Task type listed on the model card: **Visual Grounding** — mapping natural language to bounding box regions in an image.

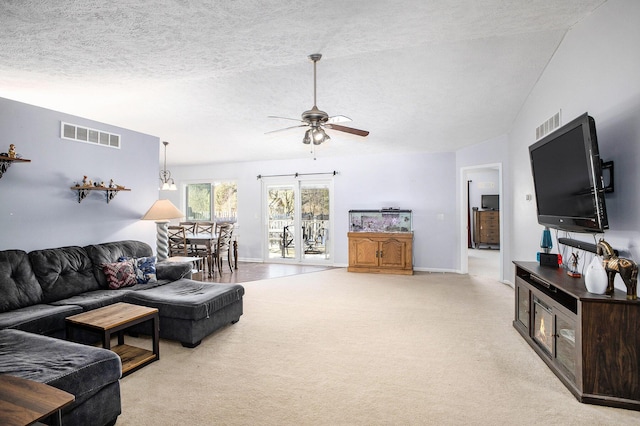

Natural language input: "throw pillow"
[134,256,157,284]
[102,260,137,289]
[117,256,158,284]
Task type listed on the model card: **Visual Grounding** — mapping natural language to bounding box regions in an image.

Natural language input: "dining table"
[186,232,217,277]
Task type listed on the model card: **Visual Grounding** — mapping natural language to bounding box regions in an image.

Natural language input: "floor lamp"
[142,199,184,261]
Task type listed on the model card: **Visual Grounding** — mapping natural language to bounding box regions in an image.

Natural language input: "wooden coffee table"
[66,302,159,376]
[0,374,74,426]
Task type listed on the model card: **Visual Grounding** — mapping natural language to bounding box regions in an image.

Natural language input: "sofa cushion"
[50,289,132,311]
[0,328,121,408]
[28,246,100,303]
[85,241,153,288]
[0,303,82,335]
[0,249,43,312]
[155,261,192,282]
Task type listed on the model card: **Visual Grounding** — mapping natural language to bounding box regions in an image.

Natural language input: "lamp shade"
[141,199,184,221]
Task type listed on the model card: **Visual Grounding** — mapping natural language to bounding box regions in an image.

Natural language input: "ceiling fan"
[267,53,369,145]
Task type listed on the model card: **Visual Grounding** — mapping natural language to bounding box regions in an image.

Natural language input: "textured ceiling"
[0,0,606,165]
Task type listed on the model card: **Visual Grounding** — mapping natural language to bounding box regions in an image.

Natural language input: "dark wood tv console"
[513,261,640,410]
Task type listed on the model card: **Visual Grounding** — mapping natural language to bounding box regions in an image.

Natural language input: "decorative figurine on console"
[567,252,582,278]
[7,144,16,158]
[596,239,638,300]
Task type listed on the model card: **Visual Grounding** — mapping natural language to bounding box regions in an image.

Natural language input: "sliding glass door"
[264,179,332,264]
[266,184,296,260]
[300,183,330,262]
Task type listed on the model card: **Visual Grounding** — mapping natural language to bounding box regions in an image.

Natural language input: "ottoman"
[124,279,244,347]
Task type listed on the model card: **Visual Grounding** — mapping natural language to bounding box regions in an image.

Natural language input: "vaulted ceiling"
[0,0,606,165]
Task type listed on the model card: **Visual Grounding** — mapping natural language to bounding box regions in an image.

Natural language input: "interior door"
[263,179,333,264]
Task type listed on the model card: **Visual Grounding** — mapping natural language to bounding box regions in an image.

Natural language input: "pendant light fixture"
[160,141,177,191]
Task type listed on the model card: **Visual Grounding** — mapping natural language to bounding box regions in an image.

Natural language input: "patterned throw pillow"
[134,256,157,284]
[102,260,137,289]
[117,256,158,284]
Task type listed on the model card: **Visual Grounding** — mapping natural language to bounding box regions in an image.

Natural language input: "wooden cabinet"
[348,232,413,275]
[474,209,499,248]
[513,261,640,411]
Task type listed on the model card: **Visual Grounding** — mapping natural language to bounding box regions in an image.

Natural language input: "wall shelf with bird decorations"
[0,144,31,180]
[71,177,130,203]
[0,155,31,179]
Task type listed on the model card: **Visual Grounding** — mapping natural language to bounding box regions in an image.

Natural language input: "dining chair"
[213,223,234,273]
[188,222,214,276]
[179,221,197,234]
[195,221,214,234]
[168,226,188,257]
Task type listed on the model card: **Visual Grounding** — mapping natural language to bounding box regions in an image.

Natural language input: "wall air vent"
[535,111,561,140]
[61,122,121,149]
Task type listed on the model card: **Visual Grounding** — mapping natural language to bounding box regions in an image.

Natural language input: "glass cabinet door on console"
[515,281,530,332]
[533,296,553,355]
[531,295,577,385]
[555,310,577,383]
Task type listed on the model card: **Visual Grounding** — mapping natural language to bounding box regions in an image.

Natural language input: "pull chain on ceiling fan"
[267,53,369,146]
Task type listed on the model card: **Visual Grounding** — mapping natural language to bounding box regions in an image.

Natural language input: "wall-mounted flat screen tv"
[529,112,608,233]
[481,194,499,210]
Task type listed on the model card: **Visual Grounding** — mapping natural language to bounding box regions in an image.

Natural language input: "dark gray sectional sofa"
[0,240,244,426]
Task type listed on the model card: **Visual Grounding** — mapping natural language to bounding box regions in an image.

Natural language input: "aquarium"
[349,209,412,232]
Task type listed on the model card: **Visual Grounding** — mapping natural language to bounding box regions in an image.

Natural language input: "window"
[213,181,237,221]
[185,181,237,222]
[186,183,212,221]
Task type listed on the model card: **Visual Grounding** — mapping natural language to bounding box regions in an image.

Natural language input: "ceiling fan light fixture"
[312,127,328,145]
[268,53,369,147]
[302,129,312,144]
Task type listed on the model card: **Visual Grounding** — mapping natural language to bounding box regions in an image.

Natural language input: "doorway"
[460,164,503,281]
[263,178,333,265]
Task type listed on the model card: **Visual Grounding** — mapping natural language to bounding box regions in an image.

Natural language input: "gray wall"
[0,97,159,251]
[508,0,640,289]
[168,151,458,271]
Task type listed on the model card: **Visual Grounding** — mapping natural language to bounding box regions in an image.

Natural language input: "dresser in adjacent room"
[473,209,499,248]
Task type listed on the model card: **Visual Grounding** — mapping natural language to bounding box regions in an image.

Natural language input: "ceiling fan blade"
[327,115,352,124]
[265,124,308,135]
[326,124,369,137]
[268,115,303,122]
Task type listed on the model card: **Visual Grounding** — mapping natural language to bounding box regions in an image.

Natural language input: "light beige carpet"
[117,269,640,425]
